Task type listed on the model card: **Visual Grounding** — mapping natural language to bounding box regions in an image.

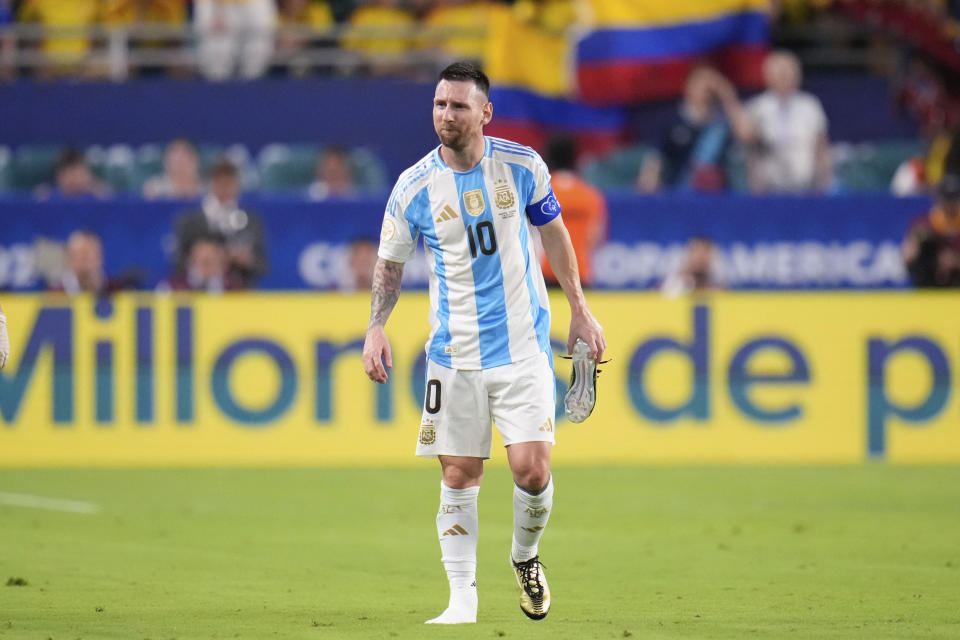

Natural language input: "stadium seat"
[197,143,226,174]
[131,144,165,192]
[8,144,62,192]
[257,143,322,193]
[349,147,387,192]
[582,145,653,191]
[833,140,925,193]
[86,144,136,194]
[0,146,10,192]
[221,143,258,190]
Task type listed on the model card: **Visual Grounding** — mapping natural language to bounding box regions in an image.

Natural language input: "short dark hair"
[56,148,87,172]
[209,156,238,179]
[939,172,960,200]
[439,61,490,99]
[546,135,576,172]
[321,145,349,160]
[192,232,226,247]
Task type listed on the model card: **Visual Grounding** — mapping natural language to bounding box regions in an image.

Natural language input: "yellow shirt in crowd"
[18,0,100,62]
[101,0,186,26]
[341,3,415,56]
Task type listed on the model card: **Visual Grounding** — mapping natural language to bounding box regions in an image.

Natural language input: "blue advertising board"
[0,193,929,291]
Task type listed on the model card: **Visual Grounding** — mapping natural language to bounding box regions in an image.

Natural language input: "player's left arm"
[538,218,605,360]
[0,301,9,370]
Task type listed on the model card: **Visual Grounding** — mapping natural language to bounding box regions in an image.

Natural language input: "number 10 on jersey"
[466,221,497,258]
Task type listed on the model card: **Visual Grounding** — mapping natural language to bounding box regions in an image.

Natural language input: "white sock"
[425,583,478,624]
[511,476,554,563]
[426,483,479,624]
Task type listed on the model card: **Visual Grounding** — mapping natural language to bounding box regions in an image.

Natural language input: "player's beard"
[437,126,466,151]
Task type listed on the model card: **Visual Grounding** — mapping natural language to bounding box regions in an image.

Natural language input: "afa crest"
[495,185,515,210]
[419,425,436,445]
[463,189,485,217]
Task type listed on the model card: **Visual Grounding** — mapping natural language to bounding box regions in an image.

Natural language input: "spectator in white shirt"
[195,0,276,80]
[744,50,833,193]
[143,138,203,200]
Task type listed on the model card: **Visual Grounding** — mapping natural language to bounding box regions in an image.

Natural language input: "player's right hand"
[0,313,9,370]
[362,325,392,384]
[568,307,606,362]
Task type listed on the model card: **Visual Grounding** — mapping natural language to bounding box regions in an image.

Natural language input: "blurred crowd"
[3,0,960,292]
[0,1,957,80]
[1,0,958,200]
[14,141,381,295]
[636,51,831,195]
[37,155,378,296]
[0,0,512,80]
[587,47,960,200]
[4,44,957,200]
[34,152,270,295]
[6,139,384,200]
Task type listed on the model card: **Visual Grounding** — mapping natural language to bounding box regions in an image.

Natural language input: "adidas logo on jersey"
[435,204,459,223]
[538,418,554,432]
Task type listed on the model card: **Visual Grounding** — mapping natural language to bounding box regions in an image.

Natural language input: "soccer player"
[362,61,605,624]
[0,301,9,370]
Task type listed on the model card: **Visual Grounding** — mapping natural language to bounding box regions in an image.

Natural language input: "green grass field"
[1,466,959,639]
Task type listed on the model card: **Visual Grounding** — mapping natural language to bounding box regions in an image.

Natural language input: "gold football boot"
[511,555,550,620]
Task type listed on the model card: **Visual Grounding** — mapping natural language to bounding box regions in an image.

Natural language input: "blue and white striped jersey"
[378,136,562,370]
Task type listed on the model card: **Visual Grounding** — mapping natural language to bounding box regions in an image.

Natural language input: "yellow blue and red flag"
[576,0,770,104]
[484,1,630,155]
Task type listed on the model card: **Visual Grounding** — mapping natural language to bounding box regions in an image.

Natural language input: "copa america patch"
[540,194,560,216]
[380,217,397,242]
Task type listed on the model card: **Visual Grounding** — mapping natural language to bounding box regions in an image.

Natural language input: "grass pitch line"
[0,491,100,514]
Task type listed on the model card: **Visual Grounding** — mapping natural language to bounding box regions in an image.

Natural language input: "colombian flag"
[576,0,770,105]
[484,1,769,154]
[484,2,629,156]
[485,87,631,157]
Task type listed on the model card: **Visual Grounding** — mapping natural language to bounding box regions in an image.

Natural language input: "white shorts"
[416,351,557,459]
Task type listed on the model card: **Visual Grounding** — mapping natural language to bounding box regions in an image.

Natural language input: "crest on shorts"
[419,424,436,445]
[463,189,485,217]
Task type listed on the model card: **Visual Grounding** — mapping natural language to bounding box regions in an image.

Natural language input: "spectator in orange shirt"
[540,135,608,288]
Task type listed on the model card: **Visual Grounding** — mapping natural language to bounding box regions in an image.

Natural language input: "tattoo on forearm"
[369,259,404,329]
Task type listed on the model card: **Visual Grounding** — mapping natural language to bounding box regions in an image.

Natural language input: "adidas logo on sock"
[442,524,469,536]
